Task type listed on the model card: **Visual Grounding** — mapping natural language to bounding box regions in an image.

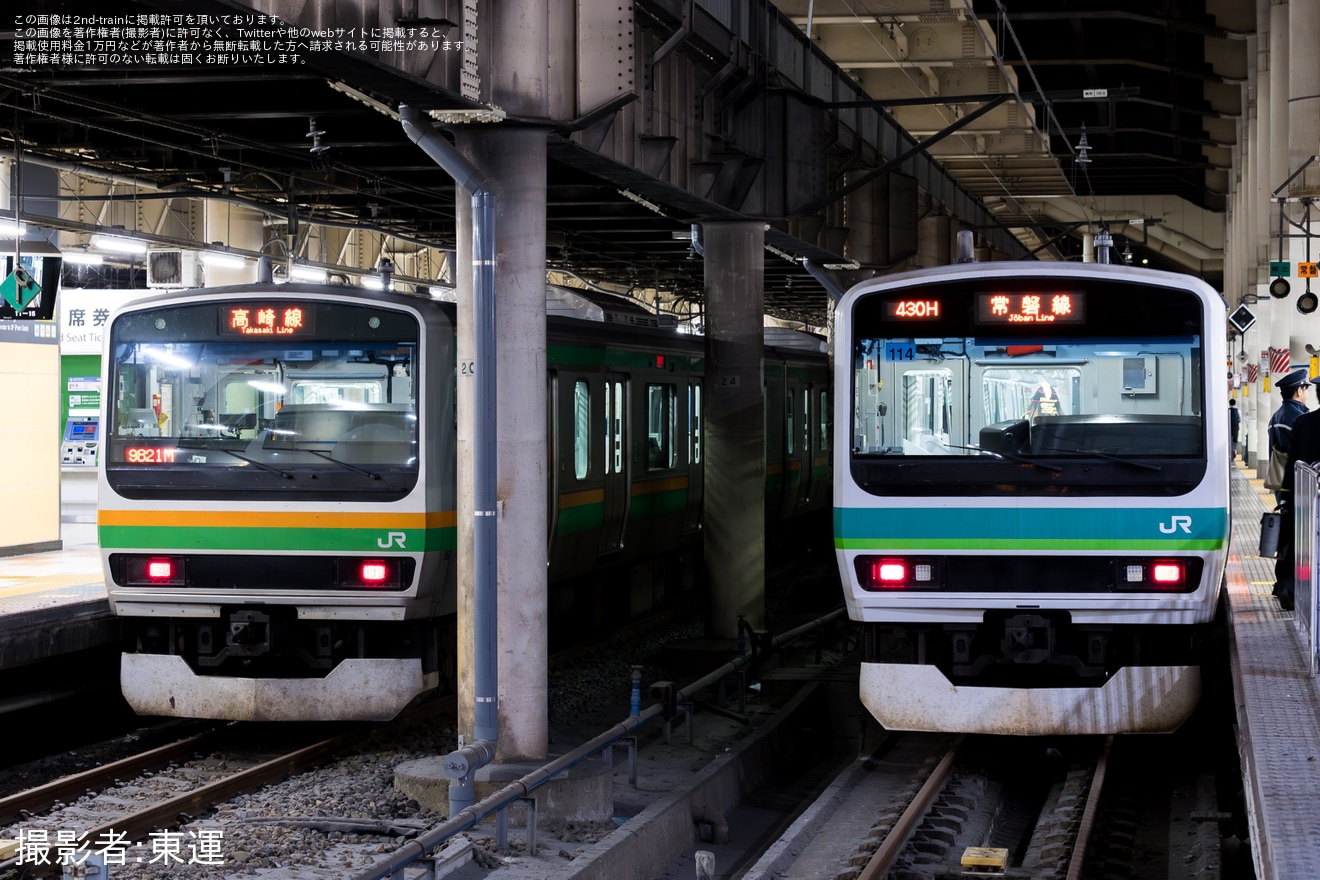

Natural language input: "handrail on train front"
[1293,462,1320,674]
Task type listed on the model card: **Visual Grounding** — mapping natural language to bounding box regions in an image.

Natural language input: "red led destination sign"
[220,305,312,336]
[884,299,942,319]
[124,446,177,464]
[976,292,1084,324]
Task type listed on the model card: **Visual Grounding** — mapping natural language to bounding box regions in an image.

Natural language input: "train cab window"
[102,298,424,502]
[689,383,702,465]
[573,380,590,479]
[646,383,676,470]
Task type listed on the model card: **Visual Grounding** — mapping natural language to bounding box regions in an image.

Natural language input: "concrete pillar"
[454,130,550,764]
[702,221,766,638]
[454,1,551,765]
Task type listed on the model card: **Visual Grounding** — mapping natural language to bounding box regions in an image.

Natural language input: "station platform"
[1227,460,1320,879]
[0,522,117,674]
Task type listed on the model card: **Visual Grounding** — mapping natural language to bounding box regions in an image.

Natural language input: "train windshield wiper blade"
[945,443,1063,473]
[177,443,294,479]
[1056,448,1163,471]
[291,447,381,480]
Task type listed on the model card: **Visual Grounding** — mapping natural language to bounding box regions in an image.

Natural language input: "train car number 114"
[885,342,917,361]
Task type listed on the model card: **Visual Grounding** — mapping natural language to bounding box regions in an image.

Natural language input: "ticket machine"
[61,416,99,466]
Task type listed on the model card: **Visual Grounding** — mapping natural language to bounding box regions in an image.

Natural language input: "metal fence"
[1294,463,1320,673]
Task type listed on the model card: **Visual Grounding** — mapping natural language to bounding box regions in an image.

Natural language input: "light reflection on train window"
[573,380,590,480]
[646,383,676,469]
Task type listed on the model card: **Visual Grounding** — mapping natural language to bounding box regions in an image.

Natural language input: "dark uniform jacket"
[1269,398,1309,456]
[1283,408,1320,496]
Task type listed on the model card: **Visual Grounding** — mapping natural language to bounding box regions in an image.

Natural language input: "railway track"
[0,697,455,879]
[743,725,1228,880]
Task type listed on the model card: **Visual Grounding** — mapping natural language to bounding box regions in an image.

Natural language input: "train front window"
[849,277,1207,496]
[105,300,421,500]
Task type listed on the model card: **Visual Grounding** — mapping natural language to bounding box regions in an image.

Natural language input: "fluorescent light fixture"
[63,252,104,265]
[360,275,384,290]
[92,234,147,254]
[0,219,26,237]
[203,251,246,270]
[290,265,328,283]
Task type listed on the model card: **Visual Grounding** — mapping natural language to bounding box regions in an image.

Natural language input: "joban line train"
[833,259,1229,735]
[98,284,830,721]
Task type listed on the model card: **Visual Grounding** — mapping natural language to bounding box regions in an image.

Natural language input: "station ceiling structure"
[1,0,1242,328]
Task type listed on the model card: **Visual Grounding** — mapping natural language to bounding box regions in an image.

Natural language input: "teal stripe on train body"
[834,506,1230,551]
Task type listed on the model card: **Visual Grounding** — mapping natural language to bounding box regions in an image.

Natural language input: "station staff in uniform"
[1273,371,1320,611]
[1269,369,1312,502]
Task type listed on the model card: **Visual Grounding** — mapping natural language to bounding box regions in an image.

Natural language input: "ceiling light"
[202,251,246,270]
[63,252,104,265]
[360,275,384,290]
[290,265,328,283]
[0,219,26,237]
[91,234,147,254]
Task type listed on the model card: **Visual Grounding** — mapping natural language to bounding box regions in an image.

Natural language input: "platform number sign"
[1228,304,1257,334]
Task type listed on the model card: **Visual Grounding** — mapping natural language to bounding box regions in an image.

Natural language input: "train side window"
[689,383,702,465]
[646,383,676,469]
[819,390,829,451]
[605,380,624,475]
[573,380,590,479]
[802,387,810,454]
[786,389,796,454]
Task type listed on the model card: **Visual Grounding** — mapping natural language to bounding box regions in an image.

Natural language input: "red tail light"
[1151,563,1183,584]
[875,561,906,584]
[360,561,389,584]
[123,555,186,586]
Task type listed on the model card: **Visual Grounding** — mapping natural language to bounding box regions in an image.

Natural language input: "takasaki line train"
[98,284,829,721]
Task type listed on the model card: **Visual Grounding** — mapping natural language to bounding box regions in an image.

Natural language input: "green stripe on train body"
[833,506,1229,552]
[98,525,458,552]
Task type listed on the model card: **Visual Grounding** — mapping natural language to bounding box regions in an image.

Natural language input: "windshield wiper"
[290,447,381,480]
[1054,448,1163,471]
[177,443,294,479]
[945,443,1063,473]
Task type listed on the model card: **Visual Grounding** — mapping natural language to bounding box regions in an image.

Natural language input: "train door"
[599,373,629,553]
[682,380,703,533]
[883,356,969,454]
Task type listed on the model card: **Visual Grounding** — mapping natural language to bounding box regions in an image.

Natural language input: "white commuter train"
[833,260,1229,735]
